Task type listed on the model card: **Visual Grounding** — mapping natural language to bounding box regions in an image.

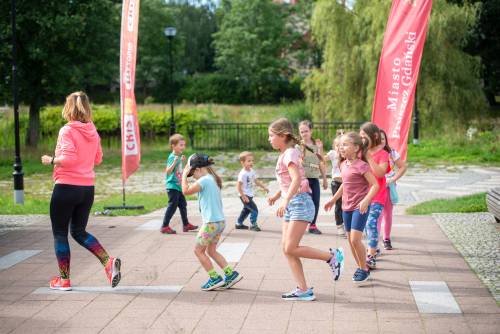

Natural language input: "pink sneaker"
[105,257,121,288]
[49,276,71,291]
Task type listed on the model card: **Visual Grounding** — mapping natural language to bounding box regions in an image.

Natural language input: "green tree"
[213,0,287,102]
[0,0,120,147]
[304,0,489,131]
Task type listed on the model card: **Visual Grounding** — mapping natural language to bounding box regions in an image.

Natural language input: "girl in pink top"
[41,92,121,291]
[325,132,379,284]
[360,122,391,270]
[267,118,344,301]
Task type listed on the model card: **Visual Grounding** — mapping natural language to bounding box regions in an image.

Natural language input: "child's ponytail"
[206,166,223,189]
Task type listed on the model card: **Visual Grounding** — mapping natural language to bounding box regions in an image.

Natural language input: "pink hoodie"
[53,121,103,186]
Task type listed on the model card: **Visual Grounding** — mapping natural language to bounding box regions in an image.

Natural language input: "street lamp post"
[164,26,177,136]
[413,86,419,145]
[11,0,24,204]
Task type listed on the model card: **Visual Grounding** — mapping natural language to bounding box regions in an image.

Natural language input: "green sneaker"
[250,225,261,232]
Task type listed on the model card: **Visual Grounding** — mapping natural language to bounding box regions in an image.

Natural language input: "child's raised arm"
[359,172,380,213]
[181,165,201,196]
[366,152,388,178]
[165,155,180,175]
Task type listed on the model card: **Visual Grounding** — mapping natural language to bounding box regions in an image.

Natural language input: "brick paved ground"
[0,192,499,333]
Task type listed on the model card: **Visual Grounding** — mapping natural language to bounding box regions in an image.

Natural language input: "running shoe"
[160,226,176,234]
[352,268,364,281]
[201,276,225,291]
[366,255,376,270]
[281,287,316,301]
[49,276,71,291]
[308,225,322,234]
[249,225,261,232]
[327,247,344,281]
[221,271,243,289]
[235,224,249,230]
[383,239,393,250]
[183,223,198,232]
[337,225,347,238]
[353,269,370,284]
[105,257,122,288]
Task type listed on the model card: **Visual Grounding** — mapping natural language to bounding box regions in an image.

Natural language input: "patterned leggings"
[50,184,110,279]
[366,202,384,249]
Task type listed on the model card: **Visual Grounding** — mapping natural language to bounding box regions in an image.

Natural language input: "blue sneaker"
[327,247,344,281]
[201,276,225,291]
[221,271,243,289]
[352,268,364,281]
[353,269,370,284]
[281,287,316,301]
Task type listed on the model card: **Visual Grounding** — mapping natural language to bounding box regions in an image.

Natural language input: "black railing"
[188,121,364,150]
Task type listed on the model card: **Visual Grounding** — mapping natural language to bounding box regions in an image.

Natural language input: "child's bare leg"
[350,230,367,270]
[194,245,213,272]
[346,232,360,268]
[207,241,228,270]
[282,221,307,291]
[283,221,332,261]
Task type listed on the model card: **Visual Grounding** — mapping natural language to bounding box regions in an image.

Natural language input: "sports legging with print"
[50,184,109,279]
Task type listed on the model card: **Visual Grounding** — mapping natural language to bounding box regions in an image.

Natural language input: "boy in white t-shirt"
[236,151,269,231]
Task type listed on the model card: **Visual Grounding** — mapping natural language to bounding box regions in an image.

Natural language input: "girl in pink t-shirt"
[267,118,344,301]
[360,122,390,270]
[325,132,379,284]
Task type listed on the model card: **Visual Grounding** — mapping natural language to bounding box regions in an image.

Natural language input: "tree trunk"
[26,101,40,147]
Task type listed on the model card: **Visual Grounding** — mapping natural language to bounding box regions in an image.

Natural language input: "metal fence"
[187,121,363,150]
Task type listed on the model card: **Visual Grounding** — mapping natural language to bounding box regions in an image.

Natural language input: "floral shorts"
[196,221,225,246]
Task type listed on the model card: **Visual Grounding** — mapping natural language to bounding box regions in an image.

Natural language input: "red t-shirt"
[370,149,390,205]
[340,159,370,211]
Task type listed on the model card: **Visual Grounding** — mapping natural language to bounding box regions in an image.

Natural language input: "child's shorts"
[284,192,315,223]
[196,221,225,246]
[342,208,370,232]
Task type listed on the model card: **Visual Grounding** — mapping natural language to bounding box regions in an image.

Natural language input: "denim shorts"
[284,192,315,223]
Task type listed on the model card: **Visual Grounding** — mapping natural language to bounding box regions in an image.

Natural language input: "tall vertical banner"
[371,0,432,160]
[120,0,141,181]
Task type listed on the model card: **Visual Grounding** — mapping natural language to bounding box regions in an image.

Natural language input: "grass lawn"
[0,192,174,216]
[406,192,487,215]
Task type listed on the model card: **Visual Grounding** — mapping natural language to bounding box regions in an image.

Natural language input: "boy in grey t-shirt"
[236,152,269,231]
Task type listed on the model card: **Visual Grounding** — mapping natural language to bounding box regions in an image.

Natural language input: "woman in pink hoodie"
[41,92,121,291]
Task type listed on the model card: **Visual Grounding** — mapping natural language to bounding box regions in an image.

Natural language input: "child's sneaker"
[308,225,322,234]
[105,257,121,288]
[353,269,370,284]
[327,247,344,281]
[221,271,243,289]
[366,255,376,270]
[201,276,225,291]
[337,225,347,238]
[183,223,198,232]
[49,276,71,291]
[352,268,364,281]
[160,226,176,234]
[281,287,315,301]
[235,223,249,230]
[249,225,261,232]
[383,239,393,250]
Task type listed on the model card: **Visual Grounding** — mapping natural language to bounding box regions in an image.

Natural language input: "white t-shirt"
[238,168,257,197]
[327,150,342,179]
[386,149,401,179]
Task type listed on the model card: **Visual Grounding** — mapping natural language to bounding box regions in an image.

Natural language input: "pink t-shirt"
[370,149,390,205]
[275,147,311,197]
[340,159,370,211]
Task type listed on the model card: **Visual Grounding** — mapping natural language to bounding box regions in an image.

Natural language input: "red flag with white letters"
[120,0,141,181]
[371,0,432,160]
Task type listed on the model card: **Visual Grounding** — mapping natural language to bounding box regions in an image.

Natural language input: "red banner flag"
[120,0,141,181]
[371,0,432,160]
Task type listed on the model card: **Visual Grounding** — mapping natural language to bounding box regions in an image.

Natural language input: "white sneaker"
[337,225,347,238]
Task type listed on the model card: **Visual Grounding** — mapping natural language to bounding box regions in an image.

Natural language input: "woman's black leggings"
[50,184,109,279]
[307,178,320,226]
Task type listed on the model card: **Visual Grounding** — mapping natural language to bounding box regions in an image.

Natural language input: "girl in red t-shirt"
[360,122,391,270]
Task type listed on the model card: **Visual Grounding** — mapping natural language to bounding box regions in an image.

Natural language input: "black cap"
[187,153,214,177]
